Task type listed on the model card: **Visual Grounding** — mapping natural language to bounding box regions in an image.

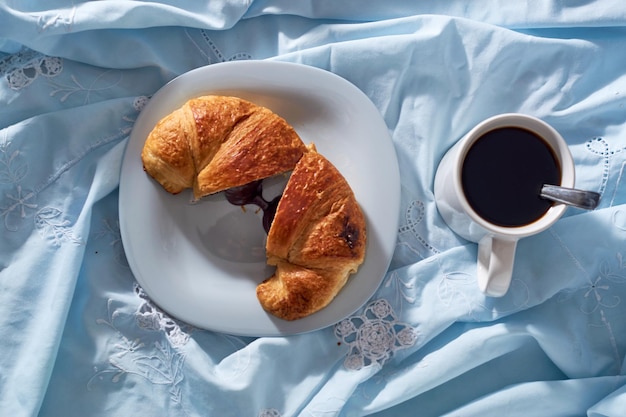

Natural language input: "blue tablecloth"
[2,2,626,416]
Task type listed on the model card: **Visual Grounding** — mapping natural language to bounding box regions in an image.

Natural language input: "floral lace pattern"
[0,135,35,231]
[88,285,193,415]
[556,251,626,374]
[0,93,143,241]
[335,299,418,370]
[34,6,76,33]
[585,136,626,206]
[134,284,193,349]
[35,206,83,246]
[0,49,63,90]
[49,69,124,104]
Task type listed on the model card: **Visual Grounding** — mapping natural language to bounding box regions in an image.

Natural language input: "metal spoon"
[540,184,600,210]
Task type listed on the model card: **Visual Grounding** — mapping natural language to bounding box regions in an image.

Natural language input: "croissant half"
[141,95,308,198]
[258,150,367,320]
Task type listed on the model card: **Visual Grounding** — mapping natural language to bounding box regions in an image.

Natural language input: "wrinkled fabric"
[1,1,626,416]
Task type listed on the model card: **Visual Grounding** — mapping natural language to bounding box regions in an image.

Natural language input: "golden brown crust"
[256,262,352,321]
[258,150,367,320]
[141,95,307,198]
[140,107,196,194]
[196,106,308,196]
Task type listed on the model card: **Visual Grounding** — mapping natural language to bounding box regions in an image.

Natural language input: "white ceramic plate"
[119,61,400,336]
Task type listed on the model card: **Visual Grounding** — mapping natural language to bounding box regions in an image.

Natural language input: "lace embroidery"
[383,270,416,307]
[2,98,141,236]
[585,136,626,202]
[186,29,253,64]
[335,299,417,370]
[0,139,35,231]
[0,139,28,184]
[437,268,475,306]
[397,200,440,258]
[200,30,253,62]
[556,251,626,374]
[89,295,191,415]
[558,252,626,314]
[0,49,63,90]
[133,95,150,112]
[120,96,151,134]
[49,69,123,104]
[34,6,76,33]
[1,184,37,231]
[134,283,193,348]
[34,206,83,246]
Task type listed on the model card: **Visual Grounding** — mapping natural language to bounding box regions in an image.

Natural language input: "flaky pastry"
[141,95,307,198]
[258,149,367,320]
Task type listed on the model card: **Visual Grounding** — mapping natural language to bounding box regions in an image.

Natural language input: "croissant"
[141,95,308,198]
[258,149,367,320]
[141,95,366,321]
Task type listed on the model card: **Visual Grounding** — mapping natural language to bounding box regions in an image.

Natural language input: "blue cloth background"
[2,1,626,416]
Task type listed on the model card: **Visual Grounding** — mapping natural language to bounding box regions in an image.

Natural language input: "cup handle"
[477,236,518,297]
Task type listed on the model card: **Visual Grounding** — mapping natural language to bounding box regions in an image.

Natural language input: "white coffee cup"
[434,113,575,297]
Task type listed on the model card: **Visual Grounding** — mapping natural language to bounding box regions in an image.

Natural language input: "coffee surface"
[461,127,561,227]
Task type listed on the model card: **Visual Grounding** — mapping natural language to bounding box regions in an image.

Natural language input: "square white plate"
[119,61,400,336]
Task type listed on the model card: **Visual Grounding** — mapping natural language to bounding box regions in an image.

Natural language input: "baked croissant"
[258,149,367,320]
[141,95,366,321]
[141,95,308,198]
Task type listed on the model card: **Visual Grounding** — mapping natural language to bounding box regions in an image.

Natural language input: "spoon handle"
[540,184,600,210]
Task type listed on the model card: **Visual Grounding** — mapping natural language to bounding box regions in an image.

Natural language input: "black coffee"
[461,127,561,227]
